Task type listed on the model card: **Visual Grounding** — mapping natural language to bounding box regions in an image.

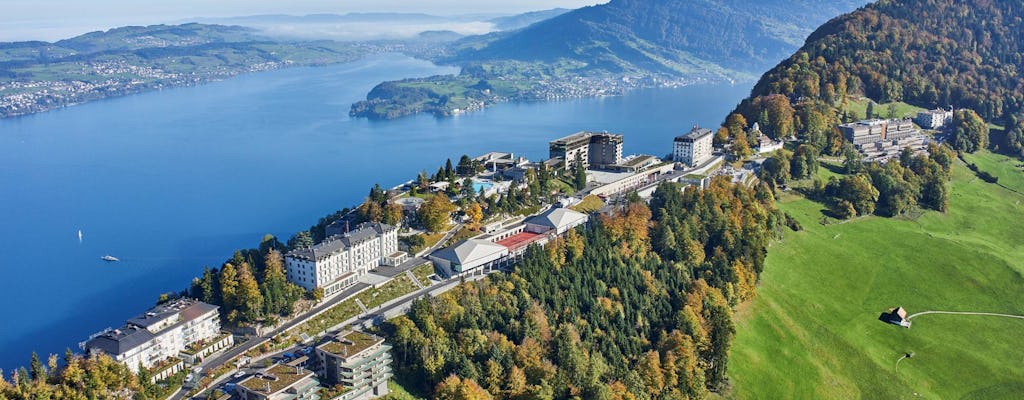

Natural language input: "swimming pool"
[472,182,494,193]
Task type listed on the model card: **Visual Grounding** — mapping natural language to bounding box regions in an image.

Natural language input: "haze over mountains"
[186,10,571,41]
[449,0,869,76]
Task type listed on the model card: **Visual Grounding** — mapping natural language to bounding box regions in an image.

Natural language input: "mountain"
[487,8,571,31]
[731,0,1024,154]
[449,0,869,75]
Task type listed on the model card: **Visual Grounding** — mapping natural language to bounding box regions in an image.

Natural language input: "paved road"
[167,279,378,400]
[171,265,495,399]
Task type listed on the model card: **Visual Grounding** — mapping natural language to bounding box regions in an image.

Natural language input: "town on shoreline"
[70,125,766,399]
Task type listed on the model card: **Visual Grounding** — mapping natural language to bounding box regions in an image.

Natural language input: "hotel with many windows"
[285,222,399,297]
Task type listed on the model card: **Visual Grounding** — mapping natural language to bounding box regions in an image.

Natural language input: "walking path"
[907,311,1024,321]
[405,270,425,289]
[354,298,369,313]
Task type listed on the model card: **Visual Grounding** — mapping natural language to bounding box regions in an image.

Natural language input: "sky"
[1,0,606,42]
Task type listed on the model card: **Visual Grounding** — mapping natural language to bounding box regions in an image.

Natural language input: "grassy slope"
[729,151,1024,399]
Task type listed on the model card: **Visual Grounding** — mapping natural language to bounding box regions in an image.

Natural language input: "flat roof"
[238,364,314,394]
[495,232,544,251]
[319,331,384,358]
[550,131,623,145]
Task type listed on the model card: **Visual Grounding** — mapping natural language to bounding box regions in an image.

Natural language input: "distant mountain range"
[448,0,869,76]
[188,10,571,41]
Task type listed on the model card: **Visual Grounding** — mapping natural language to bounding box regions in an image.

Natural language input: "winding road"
[906,311,1024,321]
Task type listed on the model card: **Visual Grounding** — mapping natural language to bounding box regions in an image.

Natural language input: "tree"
[287,231,314,249]
[29,353,44,383]
[445,159,455,180]
[465,202,484,229]
[950,109,988,153]
[236,263,264,322]
[383,202,404,226]
[865,101,875,119]
[219,263,239,318]
[836,175,879,216]
[434,375,493,400]
[573,152,588,190]
[357,200,384,223]
[732,133,752,158]
[419,195,457,232]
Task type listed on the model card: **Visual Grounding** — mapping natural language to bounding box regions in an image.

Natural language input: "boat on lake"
[101,255,120,262]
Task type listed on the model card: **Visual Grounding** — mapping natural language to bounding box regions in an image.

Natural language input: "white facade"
[674,127,714,166]
[286,223,399,297]
[915,109,953,129]
[84,299,223,373]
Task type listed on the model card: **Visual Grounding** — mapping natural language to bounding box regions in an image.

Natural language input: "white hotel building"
[84,298,230,377]
[285,222,400,297]
[673,126,714,167]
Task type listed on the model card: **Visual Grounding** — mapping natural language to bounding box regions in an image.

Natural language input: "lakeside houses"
[83,298,231,379]
[839,118,929,162]
[285,222,403,298]
[235,364,321,400]
[314,331,393,400]
[549,131,624,169]
[673,126,714,167]
[915,108,954,129]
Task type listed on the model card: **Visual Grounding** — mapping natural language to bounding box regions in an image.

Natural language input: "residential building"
[757,134,784,154]
[839,118,920,147]
[429,239,510,277]
[525,208,590,235]
[84,298,229,375]
[286,222,399,297]
[549,131,624,169]
[236,364,321,400]
[839,118,928,162]
[673,126,714,166]
[315,331,393,400]
[915,108,953,129]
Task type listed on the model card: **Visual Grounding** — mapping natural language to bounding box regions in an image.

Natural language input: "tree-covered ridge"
[734,0,1024,153]
[0,351,170,400]
[384,178,786,399]
[449,0,867,75]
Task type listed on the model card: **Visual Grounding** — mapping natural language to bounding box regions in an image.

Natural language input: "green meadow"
[728,151,1024,399]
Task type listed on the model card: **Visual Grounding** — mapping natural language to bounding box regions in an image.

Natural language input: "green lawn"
[727,151,1024,399]
[571,195,606,213]
[841,97,926,120]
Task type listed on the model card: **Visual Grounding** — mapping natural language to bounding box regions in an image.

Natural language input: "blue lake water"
[0,53,752,370]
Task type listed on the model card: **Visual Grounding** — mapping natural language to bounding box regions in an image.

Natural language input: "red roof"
[496,232,544,251]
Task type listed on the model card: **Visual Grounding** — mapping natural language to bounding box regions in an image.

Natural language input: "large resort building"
[285,222,400,297]
[549,131,624,169]
[84,298,231,378]
[314,331,393,400]
[673,126,714,167]
[839,118,928,162]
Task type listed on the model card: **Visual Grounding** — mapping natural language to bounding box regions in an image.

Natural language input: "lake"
[0,53,752,370]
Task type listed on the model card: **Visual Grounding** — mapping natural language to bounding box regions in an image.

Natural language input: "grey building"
[549,131,624,169]
[315,331,393,400]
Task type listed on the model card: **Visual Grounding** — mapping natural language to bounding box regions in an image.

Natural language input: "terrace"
[237,364,314,395]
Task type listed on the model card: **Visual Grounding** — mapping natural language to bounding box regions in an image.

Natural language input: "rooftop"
[86,298,218,356]
[527,208,588,231]
[237,364,315,395]
[495,232,544,252]
[675,127,713,141]
[550,131,623,146]
[431,239,508,266]
[287,222,395,262]
[319,331,384,359]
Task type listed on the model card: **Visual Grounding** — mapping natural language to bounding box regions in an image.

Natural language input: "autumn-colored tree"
[419,195,457,233]
[357,200,384,223]
[236,263,264,322]
[434,375,493,400]
[465,202,483,229]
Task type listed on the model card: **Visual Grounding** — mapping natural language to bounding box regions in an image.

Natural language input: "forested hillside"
[732,0,1024,155]
[450,0,867,74]
[384,178,787,399]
